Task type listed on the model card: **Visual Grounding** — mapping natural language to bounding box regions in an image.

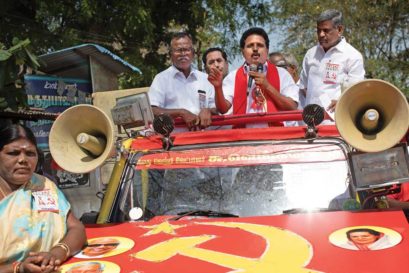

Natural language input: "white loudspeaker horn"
[49,104,115,173]
[335,79,409,152]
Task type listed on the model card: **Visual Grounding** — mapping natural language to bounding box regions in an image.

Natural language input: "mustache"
[177,57,190,61]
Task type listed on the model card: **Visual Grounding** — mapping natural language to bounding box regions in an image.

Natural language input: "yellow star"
[141,222,186,236]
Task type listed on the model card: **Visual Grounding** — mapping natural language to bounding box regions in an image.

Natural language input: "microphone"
[247,64,257,90]
[257,63,263,73]
[254,63,264,97]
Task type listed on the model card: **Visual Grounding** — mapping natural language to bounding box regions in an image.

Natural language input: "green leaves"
[269,0,409,95]
[0,97,7,109]
[24,48,41,69]
[1,1,278,88]
[0,38,40,110]
[0,50,12,62]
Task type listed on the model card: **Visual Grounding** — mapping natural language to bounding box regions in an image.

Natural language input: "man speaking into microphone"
[208,27,299,128]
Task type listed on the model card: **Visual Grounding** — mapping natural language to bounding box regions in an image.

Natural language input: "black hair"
[346,228,381,240]
[202,47,228,66]
[317,9,343,28]
[0,123,38,150]
[239,27,269,49]
[0,123,43,173]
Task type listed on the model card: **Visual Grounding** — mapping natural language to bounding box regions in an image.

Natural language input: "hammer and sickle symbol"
[133,221,323,273]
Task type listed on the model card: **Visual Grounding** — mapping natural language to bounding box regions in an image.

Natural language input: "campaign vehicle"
[49,79,409,273]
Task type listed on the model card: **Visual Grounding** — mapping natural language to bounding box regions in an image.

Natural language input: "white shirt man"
[149,32,216,131]
[149,65,215,118]
[300,37,365,107]
[299,9,365,124]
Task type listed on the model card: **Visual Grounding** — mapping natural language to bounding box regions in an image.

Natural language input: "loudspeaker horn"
[49,104,115,173]
[335,79,409,152]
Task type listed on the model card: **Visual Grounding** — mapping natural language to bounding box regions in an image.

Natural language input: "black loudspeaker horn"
[335,79,409,152]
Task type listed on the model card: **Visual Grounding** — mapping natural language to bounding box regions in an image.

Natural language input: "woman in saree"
[0,123,86,273]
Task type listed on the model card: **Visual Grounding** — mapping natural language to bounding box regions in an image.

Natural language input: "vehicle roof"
[131,118,339,151]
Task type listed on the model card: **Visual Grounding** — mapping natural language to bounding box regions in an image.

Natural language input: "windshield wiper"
[170,210,239,221]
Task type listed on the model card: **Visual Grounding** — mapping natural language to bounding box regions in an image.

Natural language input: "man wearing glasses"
[149,32,216,131]
[269,52,304,126]
[268,52,287,69]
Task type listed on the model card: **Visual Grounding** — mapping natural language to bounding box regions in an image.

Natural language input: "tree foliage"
[0,38,41,110]
[1,0,407,95]
[0,0,273,89]
[268,0,409,94]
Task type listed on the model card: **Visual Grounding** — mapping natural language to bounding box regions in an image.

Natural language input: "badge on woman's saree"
[323,60,340,84]
[32,190,59,212]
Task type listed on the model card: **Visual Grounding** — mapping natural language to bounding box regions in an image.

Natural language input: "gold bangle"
[53,242,71,260]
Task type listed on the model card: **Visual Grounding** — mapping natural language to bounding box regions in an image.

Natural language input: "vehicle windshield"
[118,138,351,221]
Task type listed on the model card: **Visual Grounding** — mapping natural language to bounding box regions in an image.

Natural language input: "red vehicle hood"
[63,210,409,273]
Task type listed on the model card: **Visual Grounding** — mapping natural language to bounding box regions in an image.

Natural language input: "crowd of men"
[148,9,365,130]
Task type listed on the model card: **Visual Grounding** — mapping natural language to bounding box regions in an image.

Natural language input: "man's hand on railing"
[174,110,305,128]
[179,109,199,131]
[197,108,212,129]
